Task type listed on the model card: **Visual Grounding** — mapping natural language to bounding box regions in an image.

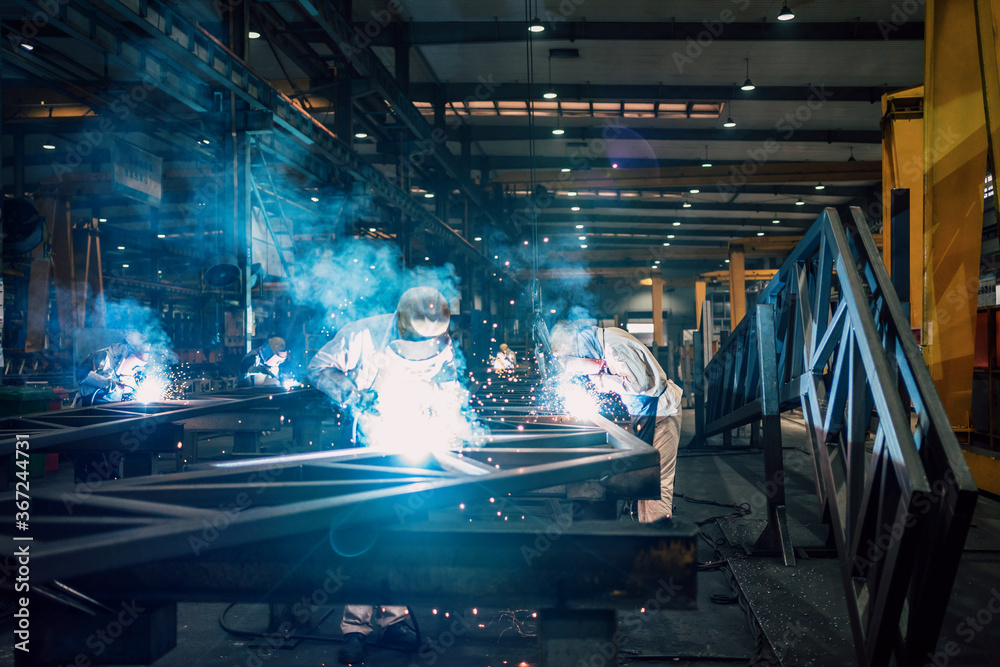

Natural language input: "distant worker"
[493,343,517,372]
[549,320,683,522]
[308,286,459,663]
[239,336,289,387]
[76,331,151,405]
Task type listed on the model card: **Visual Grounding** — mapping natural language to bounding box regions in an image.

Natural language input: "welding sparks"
[133,374,170,403]
[357,381,483,460]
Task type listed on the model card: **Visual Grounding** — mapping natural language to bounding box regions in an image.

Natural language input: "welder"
[238,336,289,387]
[76,331,151,406]
[549,320,683,522]
[493,342,517,372]
[308,286,457,664]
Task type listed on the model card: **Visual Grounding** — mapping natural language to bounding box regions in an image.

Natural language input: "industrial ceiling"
[1,0,920,283]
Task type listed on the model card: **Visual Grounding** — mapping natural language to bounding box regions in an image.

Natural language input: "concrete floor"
[4,409,1000,666]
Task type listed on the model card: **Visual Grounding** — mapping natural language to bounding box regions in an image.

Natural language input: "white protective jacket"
[587,327,683,418]
[307,313,458,405]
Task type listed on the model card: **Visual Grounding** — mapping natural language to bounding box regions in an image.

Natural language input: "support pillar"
[752,303,795,566]
[924,0,989,430]
[881,85,925,332]
[40,197,77,348]
[695,280,706,330]
[728,244,746,330]
[651,273,664,349]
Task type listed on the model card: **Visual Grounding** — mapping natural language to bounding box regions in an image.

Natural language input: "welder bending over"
[238,336,289,387]
[76,331,151,405]
[307,286,458,663]
[549,320,683,522]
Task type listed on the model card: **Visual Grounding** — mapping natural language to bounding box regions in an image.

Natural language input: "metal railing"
[703,207,978,666]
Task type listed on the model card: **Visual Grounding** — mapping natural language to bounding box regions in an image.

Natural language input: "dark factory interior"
[2,1,1000,665]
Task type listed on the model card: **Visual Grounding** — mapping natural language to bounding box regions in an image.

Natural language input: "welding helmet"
[396,287,451,341]
[124,331,151,363]
[499,343,509,352]
[263,337,288,365]
[548,321,603,375]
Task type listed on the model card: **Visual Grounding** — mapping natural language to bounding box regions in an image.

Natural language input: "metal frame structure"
[702,207,978,666]
[1,385,691,600]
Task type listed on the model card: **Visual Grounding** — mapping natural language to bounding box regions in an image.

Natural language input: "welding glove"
[248,365,277,378]
[350,389,380,415]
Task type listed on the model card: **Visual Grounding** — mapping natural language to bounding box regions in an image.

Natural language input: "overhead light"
[552,127,565,135]
[311,196,319,202]
[99,218,107,222]
[354,131,368,139]
[757,232,765,236]
[682,201,692,208]
[122,264,129,268]
[543,88,558,100]
[654,260,661,264]
[42,144,55,150]
[575,224,584,229]
[663,242,671,246]
[529,17,545,32]
[543,237,549,242]
[560,167,571,172]
[20,43,34,51]
[202,138,210,144]
[580,244,588,248]
[778,3,795,20]
[157,234,166,239]
[571,206,581,211]
[248,31,261,39]
[369,227,377,232]
[567,191,577,196]
[672,222,681,226]
[667,234,675,239]
[117,245,125,250]
[690,188,700,194]
[474,236,482,241]
[741,59,756,91]
[578,236,587,241]
[814,182,825,190]
[723,117,736,128]
[701,145,712,168]
[424,192,435,198]
[772,218,780,224]
[795,198,805,206]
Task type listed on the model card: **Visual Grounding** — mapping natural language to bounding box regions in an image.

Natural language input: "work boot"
[381,622,420,652]
[338,632,366,664]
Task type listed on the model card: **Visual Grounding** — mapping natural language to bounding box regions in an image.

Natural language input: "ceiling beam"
[491,161,882,187]
[406,83,894,104]
[341,21,924,45]
[435,126,882,144]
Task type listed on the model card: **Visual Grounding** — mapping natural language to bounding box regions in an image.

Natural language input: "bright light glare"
[358,381,477,461]
[558,381,600,419]
[134,375,169,403]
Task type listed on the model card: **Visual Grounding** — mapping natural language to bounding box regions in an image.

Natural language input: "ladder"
[248,139,296,279]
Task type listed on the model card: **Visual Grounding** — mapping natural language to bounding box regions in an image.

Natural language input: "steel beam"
[702,206,978,665]
[346,20,924,45]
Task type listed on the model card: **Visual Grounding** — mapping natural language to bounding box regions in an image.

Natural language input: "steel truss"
[702,207,978,666]
[1,392,693,609]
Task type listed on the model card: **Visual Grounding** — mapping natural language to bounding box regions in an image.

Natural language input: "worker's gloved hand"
[348,389,379,415]
[249,365,276,378]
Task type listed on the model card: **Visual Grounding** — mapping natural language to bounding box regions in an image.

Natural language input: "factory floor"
[5,409,1000,666]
